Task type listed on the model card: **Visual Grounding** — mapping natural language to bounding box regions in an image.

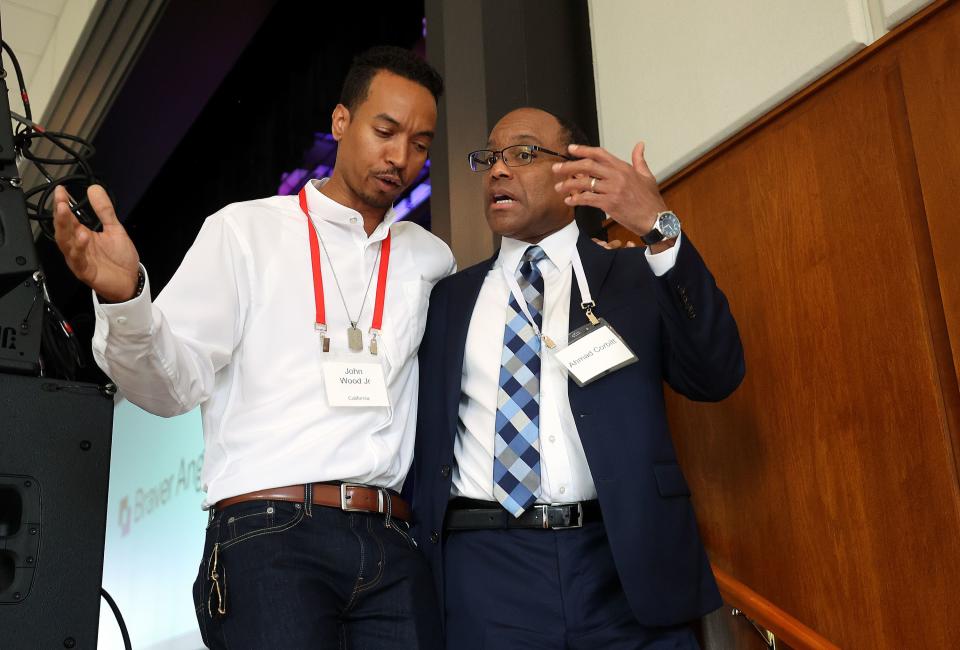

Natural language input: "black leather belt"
[444,498,602,531]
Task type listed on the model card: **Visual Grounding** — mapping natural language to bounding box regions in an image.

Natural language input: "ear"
[331,104,351,141]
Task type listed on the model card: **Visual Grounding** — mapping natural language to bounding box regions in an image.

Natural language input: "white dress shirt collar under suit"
[454,220,681,503]
[92,179,455,507]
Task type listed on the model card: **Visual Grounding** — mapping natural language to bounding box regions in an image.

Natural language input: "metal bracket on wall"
[731,608,778,649]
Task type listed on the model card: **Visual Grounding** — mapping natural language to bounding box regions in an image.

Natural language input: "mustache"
[372,167,403,182]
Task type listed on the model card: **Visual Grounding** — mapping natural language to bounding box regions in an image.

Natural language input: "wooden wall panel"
[607,3,960,647]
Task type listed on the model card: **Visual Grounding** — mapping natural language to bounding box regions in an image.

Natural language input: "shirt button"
[559,486,566,494]
[430,531,440,544]
[116,317,127,325]
[549,435,556,443]
[350,217,358,224]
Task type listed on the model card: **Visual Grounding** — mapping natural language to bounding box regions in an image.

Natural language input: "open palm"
[53,184,141,302]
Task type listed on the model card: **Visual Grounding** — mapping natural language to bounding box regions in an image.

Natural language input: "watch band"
[641,214,666,245]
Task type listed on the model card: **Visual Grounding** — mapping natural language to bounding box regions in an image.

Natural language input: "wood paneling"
[607,2,960,647]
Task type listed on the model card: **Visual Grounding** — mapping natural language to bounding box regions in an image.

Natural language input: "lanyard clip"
[581,301,600,326]
[315,322,330,352]
[369,328,380,356]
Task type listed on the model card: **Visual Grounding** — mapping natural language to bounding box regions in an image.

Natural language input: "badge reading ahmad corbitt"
[553,318,638,387]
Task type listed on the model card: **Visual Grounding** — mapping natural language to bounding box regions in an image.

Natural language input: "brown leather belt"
[214,483,411,522]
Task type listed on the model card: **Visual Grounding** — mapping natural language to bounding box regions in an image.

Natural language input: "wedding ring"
[590,177,598,192]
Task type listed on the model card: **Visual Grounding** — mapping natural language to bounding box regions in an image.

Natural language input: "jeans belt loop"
[304,483,313,517]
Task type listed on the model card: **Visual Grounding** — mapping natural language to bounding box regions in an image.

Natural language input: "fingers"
[590,237,639,250]
[87,184,121,226]
[53,186,79,244]
[563,189,606,209]
[554,173,602,197]
[565,143,618,164]
[552,157,604,181]
[632,142,655,180]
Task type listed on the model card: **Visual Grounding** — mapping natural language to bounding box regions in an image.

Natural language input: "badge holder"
[549,249,638,387]
[319,344,391,408]
[553,301,638,387]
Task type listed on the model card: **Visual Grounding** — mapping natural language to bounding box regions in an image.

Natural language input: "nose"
[489,155,513,179]
[385,138,408,172]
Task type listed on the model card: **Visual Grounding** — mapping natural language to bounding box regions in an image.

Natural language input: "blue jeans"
[192,498,441,649]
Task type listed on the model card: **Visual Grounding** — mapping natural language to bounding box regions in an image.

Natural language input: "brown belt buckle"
[340,483,383,513]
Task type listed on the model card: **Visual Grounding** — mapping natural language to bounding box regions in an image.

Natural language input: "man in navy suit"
[410,107,744,649]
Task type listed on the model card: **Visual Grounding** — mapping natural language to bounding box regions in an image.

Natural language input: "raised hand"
[53,184,141,302]
[552,142,671,248]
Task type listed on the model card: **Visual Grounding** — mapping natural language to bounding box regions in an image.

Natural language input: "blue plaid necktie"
[494,245,547,516]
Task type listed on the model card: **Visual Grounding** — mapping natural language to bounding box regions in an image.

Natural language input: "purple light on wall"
[278,168,309,195]
[392,179,432,220]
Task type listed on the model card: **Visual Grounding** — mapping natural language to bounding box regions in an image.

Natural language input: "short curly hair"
[340,45,444,110]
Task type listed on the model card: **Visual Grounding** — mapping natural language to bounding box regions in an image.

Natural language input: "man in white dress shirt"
[410,108,744,648]
[53,46,454,649]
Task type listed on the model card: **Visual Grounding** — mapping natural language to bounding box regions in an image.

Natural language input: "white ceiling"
[0,0,68,86]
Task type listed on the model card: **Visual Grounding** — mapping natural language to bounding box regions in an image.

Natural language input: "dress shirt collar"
[497,219,581,275]
[302,177,398,242]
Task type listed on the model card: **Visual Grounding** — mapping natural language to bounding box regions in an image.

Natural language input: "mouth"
[489,189,519,208]
[373,173,403,192]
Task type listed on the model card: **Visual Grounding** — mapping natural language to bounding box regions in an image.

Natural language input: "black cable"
[10,107,104,238]
[2,39,104,380]
[100,588,133,650]
[1,39,31,121]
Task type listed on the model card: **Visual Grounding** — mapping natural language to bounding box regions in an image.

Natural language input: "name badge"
[553,318,638,386]
[323,361,390,407]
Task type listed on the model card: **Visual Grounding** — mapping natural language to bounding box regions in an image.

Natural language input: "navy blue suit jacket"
[409,231,745,626]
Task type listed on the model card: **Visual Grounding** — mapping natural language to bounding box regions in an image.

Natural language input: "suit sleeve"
[407,278,450,508]
[650,236,745,401]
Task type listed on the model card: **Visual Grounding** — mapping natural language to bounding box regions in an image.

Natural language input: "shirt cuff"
[93,264,154,334]
[644,232,682,277]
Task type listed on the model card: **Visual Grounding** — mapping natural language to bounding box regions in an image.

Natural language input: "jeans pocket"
[191,562,210,647]
[219,500,304,551]
[388,520,418,550]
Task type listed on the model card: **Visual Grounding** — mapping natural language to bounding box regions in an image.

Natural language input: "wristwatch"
[641,211,681,245]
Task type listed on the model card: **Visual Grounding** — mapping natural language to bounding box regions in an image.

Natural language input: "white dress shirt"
[93,179,456,507]
[453,220,681,503]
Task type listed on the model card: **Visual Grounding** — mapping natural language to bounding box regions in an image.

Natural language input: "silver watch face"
[657,211,681,239]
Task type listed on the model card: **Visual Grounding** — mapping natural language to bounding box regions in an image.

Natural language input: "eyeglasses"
[468,144,573,172]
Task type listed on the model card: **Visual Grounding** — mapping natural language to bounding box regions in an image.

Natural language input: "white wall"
[588,0,932,181]
[1,0,102,122]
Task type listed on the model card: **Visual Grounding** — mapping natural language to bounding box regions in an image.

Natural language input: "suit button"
[430,531,440,544]
[440,465,451,478]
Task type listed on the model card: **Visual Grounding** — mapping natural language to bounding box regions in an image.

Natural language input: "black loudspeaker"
[0,274,43,376]
[0,373,114,649]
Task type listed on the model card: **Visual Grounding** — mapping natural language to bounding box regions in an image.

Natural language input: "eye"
[375,128,392,138]
[413,142,428,153]
[513,147,534,162]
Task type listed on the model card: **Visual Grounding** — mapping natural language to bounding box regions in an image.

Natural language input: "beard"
[356,185,395,210]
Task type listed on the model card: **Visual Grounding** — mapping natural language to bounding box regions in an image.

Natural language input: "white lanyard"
[501,246,599,346]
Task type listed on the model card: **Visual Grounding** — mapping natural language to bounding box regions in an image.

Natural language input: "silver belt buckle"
[546,502,584,529]
[340,483,370,512]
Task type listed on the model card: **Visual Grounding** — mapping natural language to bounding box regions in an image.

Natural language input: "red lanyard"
[299,187,391,334]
